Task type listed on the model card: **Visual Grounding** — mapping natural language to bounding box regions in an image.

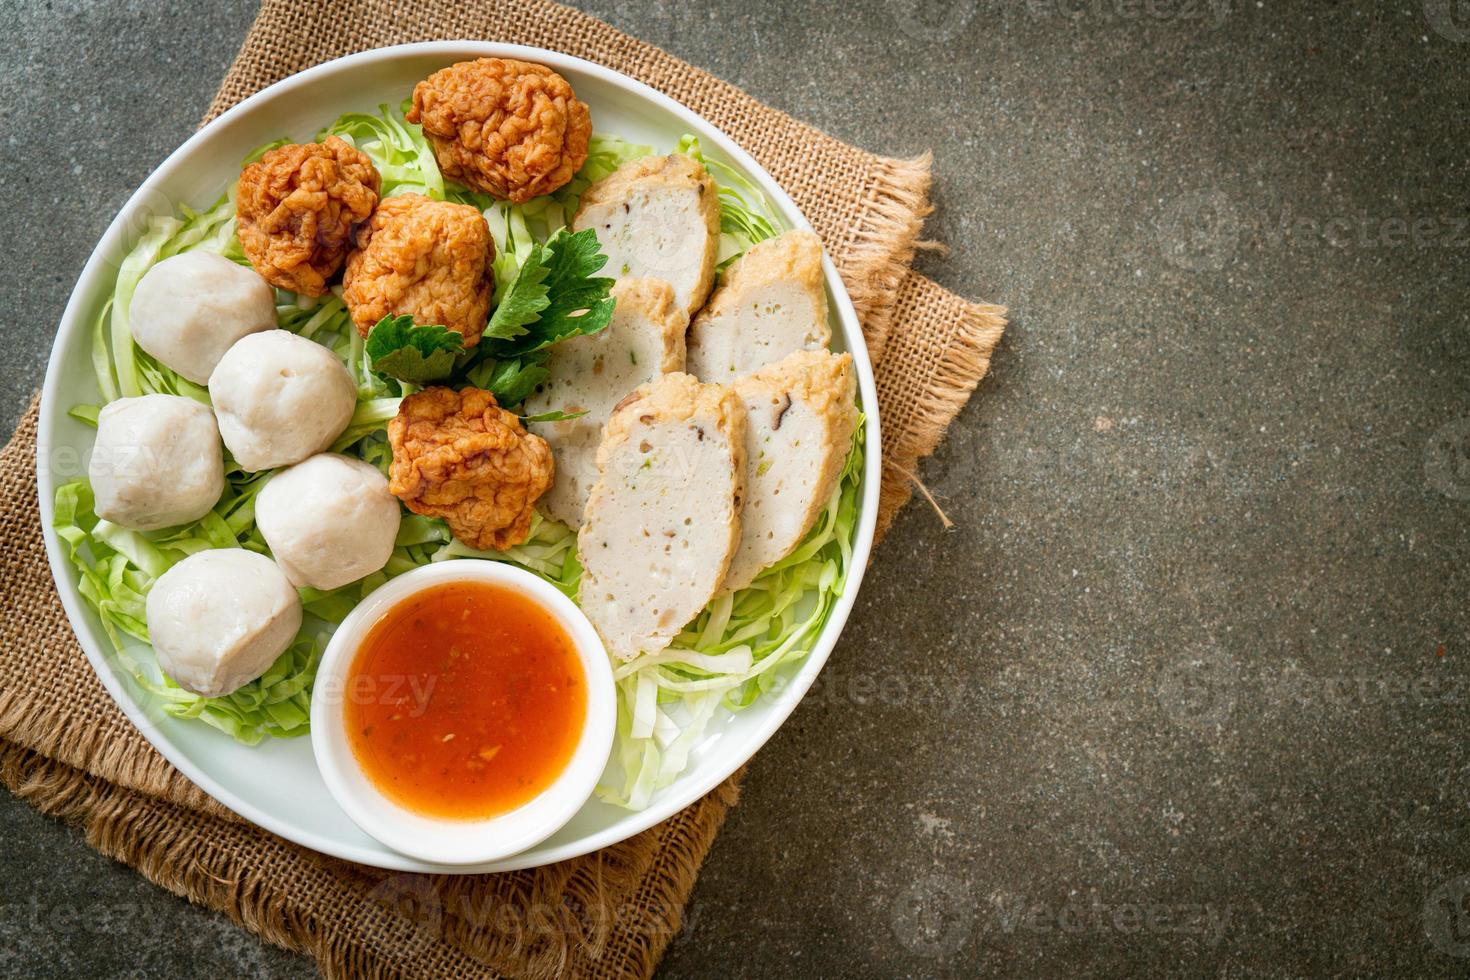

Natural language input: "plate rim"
[35,39,882,873]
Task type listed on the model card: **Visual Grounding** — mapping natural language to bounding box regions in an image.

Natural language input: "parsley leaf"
[484,247,553,342]
[483,228,615,357]
[360,230,615,406]
[364,315,464,386]
[462,352,551,408]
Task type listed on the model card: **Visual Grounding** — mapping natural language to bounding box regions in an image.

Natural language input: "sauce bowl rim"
[309,559,617,866]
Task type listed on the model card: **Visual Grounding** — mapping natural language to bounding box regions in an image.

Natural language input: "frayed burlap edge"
[2,269,1006,980]
[0,733,745,980]
[838,153,934,366]
[1,378,752,977]
[875,279,1008,538]
[0,401,236,820]
[0,688,230,820]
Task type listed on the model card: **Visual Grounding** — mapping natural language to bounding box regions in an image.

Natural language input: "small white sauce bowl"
[310,559,616,866]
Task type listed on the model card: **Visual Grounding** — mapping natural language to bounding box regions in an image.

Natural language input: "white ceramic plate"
[36,41,880,872]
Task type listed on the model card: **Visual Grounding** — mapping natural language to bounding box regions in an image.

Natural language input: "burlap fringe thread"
[0,155,1008,980]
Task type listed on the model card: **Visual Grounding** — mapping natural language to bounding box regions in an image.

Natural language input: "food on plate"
[208,330,357,472]
[57,90,866,807]
[342,193,495,347]
[571,154,720,317]
[479,226,616,359]
[128,252,277,385]
[145,549,303,698]
[255,454,401,591]
[523,278,686,422]
[528,426,603,530]
[724,350,859,592]
[345,579,587,819]
[686,229,832,383]
[407,57,591,204]
[524,277,687,526]
[88,394,225,531]
[387,386,554,551]
[578,373,747,660]
[236,136,381,296]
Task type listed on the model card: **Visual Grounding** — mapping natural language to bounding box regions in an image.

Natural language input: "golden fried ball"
[342,194,495,347]
[407,58,592,204]
[236,136,380,296]
[387,387,554,551]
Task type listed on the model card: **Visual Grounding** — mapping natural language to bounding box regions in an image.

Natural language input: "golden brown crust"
[686,229,831,382]
[236,136,381,296]
[596,372,744,465]
[387,387,554,551]
[608,277,687,374]
[574,154,711,214]
[740,348,855,424]
[407,58,591,204]
[700,229,827,321]
[342,194,495,346]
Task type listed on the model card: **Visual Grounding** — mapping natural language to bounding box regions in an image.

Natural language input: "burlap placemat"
[0,1,1005,976]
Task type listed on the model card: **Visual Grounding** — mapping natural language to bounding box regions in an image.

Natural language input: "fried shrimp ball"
[387,387,554,551]
[236,136,381,296]
[342,194,495,346]
[407,58,591,203]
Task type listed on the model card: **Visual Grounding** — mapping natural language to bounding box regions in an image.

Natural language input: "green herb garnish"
[363,315,464,386]
[484,227,615,355]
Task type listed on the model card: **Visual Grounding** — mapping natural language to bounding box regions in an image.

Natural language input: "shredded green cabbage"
[598,419,864,808]
[53,472,324,743]
[55,101,863,803]
[675,134,781,267]
[319,104,445,200]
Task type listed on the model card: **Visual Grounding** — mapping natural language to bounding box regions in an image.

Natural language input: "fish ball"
[129,252,277,385]
[145,549,302,697]
[88,394,224,531]
[256,453,401,590]
[209,331,357,472]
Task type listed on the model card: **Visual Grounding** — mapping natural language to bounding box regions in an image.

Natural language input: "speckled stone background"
[3,0,1468,976]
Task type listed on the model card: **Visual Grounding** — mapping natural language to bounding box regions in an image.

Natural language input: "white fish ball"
[208,331,357,472]
[129,251,277,385]
[88,394,224,531]
[256,453,402,591]
[145,549,302,698]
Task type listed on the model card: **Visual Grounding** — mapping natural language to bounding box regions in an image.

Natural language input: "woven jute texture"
[0,1,1006,977]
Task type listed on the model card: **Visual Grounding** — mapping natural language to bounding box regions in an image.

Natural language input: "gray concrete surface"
[2,0,1468,976]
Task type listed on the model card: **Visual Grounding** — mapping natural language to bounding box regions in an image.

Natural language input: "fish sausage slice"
[577,373,747,661]
[525,278,688,527]
[723,349,859,593]
[572,154,720,317]
[686,229,832,384]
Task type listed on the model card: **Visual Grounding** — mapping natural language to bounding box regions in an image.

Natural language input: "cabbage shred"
[53,103,864,803]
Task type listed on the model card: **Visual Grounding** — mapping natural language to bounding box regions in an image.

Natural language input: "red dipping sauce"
[343,580,587,821]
